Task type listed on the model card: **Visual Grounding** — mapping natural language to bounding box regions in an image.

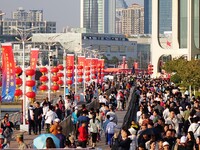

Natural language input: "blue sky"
[0,0,144,32]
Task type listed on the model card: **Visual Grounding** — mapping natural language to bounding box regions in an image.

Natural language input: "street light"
[10,26,38,131]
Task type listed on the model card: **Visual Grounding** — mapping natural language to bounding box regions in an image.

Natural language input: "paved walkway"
[9,110,127,149]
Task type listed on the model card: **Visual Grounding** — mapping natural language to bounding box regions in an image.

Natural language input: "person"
[163,141,170,150]
[128,127,137,150]
[0,135,9,149]
[49,118,60,135]
[186,131,195,150]
[33,101,43,135]
[1,116,14,144]
[106,117,118,147]
[89,113,100,148]
[42,102,49,130]
[55,126,66,148]
[103,115,110,145]
[16,134,28,149]
[45,137,56,149]
[28,105,35,135]
[117,128,132,150]
[55,104,62,120]
[78,121,88,148]
[45,106,58,133]
[71,106,78,137]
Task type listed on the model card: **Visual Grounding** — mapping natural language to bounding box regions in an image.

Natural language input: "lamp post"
[10,26,38,131]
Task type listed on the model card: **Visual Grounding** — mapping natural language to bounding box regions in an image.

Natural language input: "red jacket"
[78,126,88,141]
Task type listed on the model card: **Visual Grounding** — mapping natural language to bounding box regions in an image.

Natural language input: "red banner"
[85,58,91,66]
[30,48,39,70]
[1,43,16,102]
[98,59,105,83]
[66,54,74,84]
[78,56,85,67]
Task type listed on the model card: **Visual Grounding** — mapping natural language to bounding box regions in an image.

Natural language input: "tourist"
[16,134,28,149]
[106,117,117,147]
[78,121,88,148]
[55,104,62,120]
[89,113,100,148]
[162,141,170,150]
[55,126,66,148]
[45,105,58,133]
[28,105,35,135]
[49,118,60,135]
[128,127,137,150]
[41,102,49,130]
[45,137,56,149]
[0,135,9,149]
[103,115,110,145]
[33,101,43,135]
[71,106,78,137]
[117,128,132,150]
[186,131,196,150]
[1,116,14,144]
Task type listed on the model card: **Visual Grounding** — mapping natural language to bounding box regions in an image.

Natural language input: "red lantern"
[40,76,48,82]
[16,78,23,85]
[39,85,48,91]
[77,72,83,76]
[15,89,23,97]
[40,67,48,74]
[26,80,35,87]
[51,67,59,73]
[51,85,59,91]
[91,70,96,74]
[57,80,64,85]
[91,66,96,69]
[85,72,90,76]
[77,66,83,70]
[51,76,59,82]
[57,64,64,70]
[92,76,97,79]
[25,68,35,76]
[57,72,64,78]
[0,81,2,87]
[77,78,83,83]
[85,78,90,82]
[67,80,73,85]
[98,66,101,69]
[15,66,22,75]
[67,73,73,78]
[67,66,73,70]
[101,74,104,77]
[85,66,90,70]
[26,91,36,99]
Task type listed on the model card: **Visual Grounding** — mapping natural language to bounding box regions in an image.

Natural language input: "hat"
[179,107,183,110]
[0,135,4,139]
[128,128,136,135]
[16,134,23,138]
[180,136,187,143]
[75,106,78,110]
[54,118,60,123]
[109,117,114,121]
[163,141,169,147]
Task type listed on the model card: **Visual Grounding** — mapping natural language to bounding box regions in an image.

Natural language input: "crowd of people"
[111,77,200,150]
[1,73,199,150]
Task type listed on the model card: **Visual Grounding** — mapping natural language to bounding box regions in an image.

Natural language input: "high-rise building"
[12,7,43,22]
[121,4,144,35]
[1,8,56,35]
[116,0,128,34]
[80,0,116,34]
[144,0,152,34]
[144,0,172,34]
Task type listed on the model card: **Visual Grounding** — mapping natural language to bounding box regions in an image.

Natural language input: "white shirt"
[106,122,117,134]
[188,123,200,138]
[45,110,58,124]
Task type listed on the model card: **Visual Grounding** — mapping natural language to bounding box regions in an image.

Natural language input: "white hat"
[109,117,114,121]
[75,106,78,110]
[54,118,60,123]
[128,128,136,135]
[163,141,169,147]
[180,136,187,143]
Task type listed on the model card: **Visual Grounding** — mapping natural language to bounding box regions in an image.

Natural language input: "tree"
[127,57,134,68]
[110,56,119,66]
[101,55,109,64]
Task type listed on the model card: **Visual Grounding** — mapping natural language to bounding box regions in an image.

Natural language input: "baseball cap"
[163,141,169,147]
[54,118,60,123]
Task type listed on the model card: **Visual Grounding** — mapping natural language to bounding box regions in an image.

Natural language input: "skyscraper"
[144,0,172,34]
[80,0,116,34]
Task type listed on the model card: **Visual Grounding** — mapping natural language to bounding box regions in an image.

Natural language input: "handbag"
[3,128,12,138]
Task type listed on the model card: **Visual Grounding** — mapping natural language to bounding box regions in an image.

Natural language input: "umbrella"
[138,128,162,143]
[33,133,60,149]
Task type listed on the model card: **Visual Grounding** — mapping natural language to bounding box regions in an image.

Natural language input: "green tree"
[110,56,119,66]
[101,55,109,64]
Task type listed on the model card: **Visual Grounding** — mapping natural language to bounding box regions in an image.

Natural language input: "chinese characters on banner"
[66,54,74,83]
[1,43,16,102]
[78,56,85,67]
[98,59,105,83]
[30,48,39,92]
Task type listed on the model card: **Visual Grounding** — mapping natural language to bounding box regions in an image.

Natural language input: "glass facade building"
[81,0,116,34]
